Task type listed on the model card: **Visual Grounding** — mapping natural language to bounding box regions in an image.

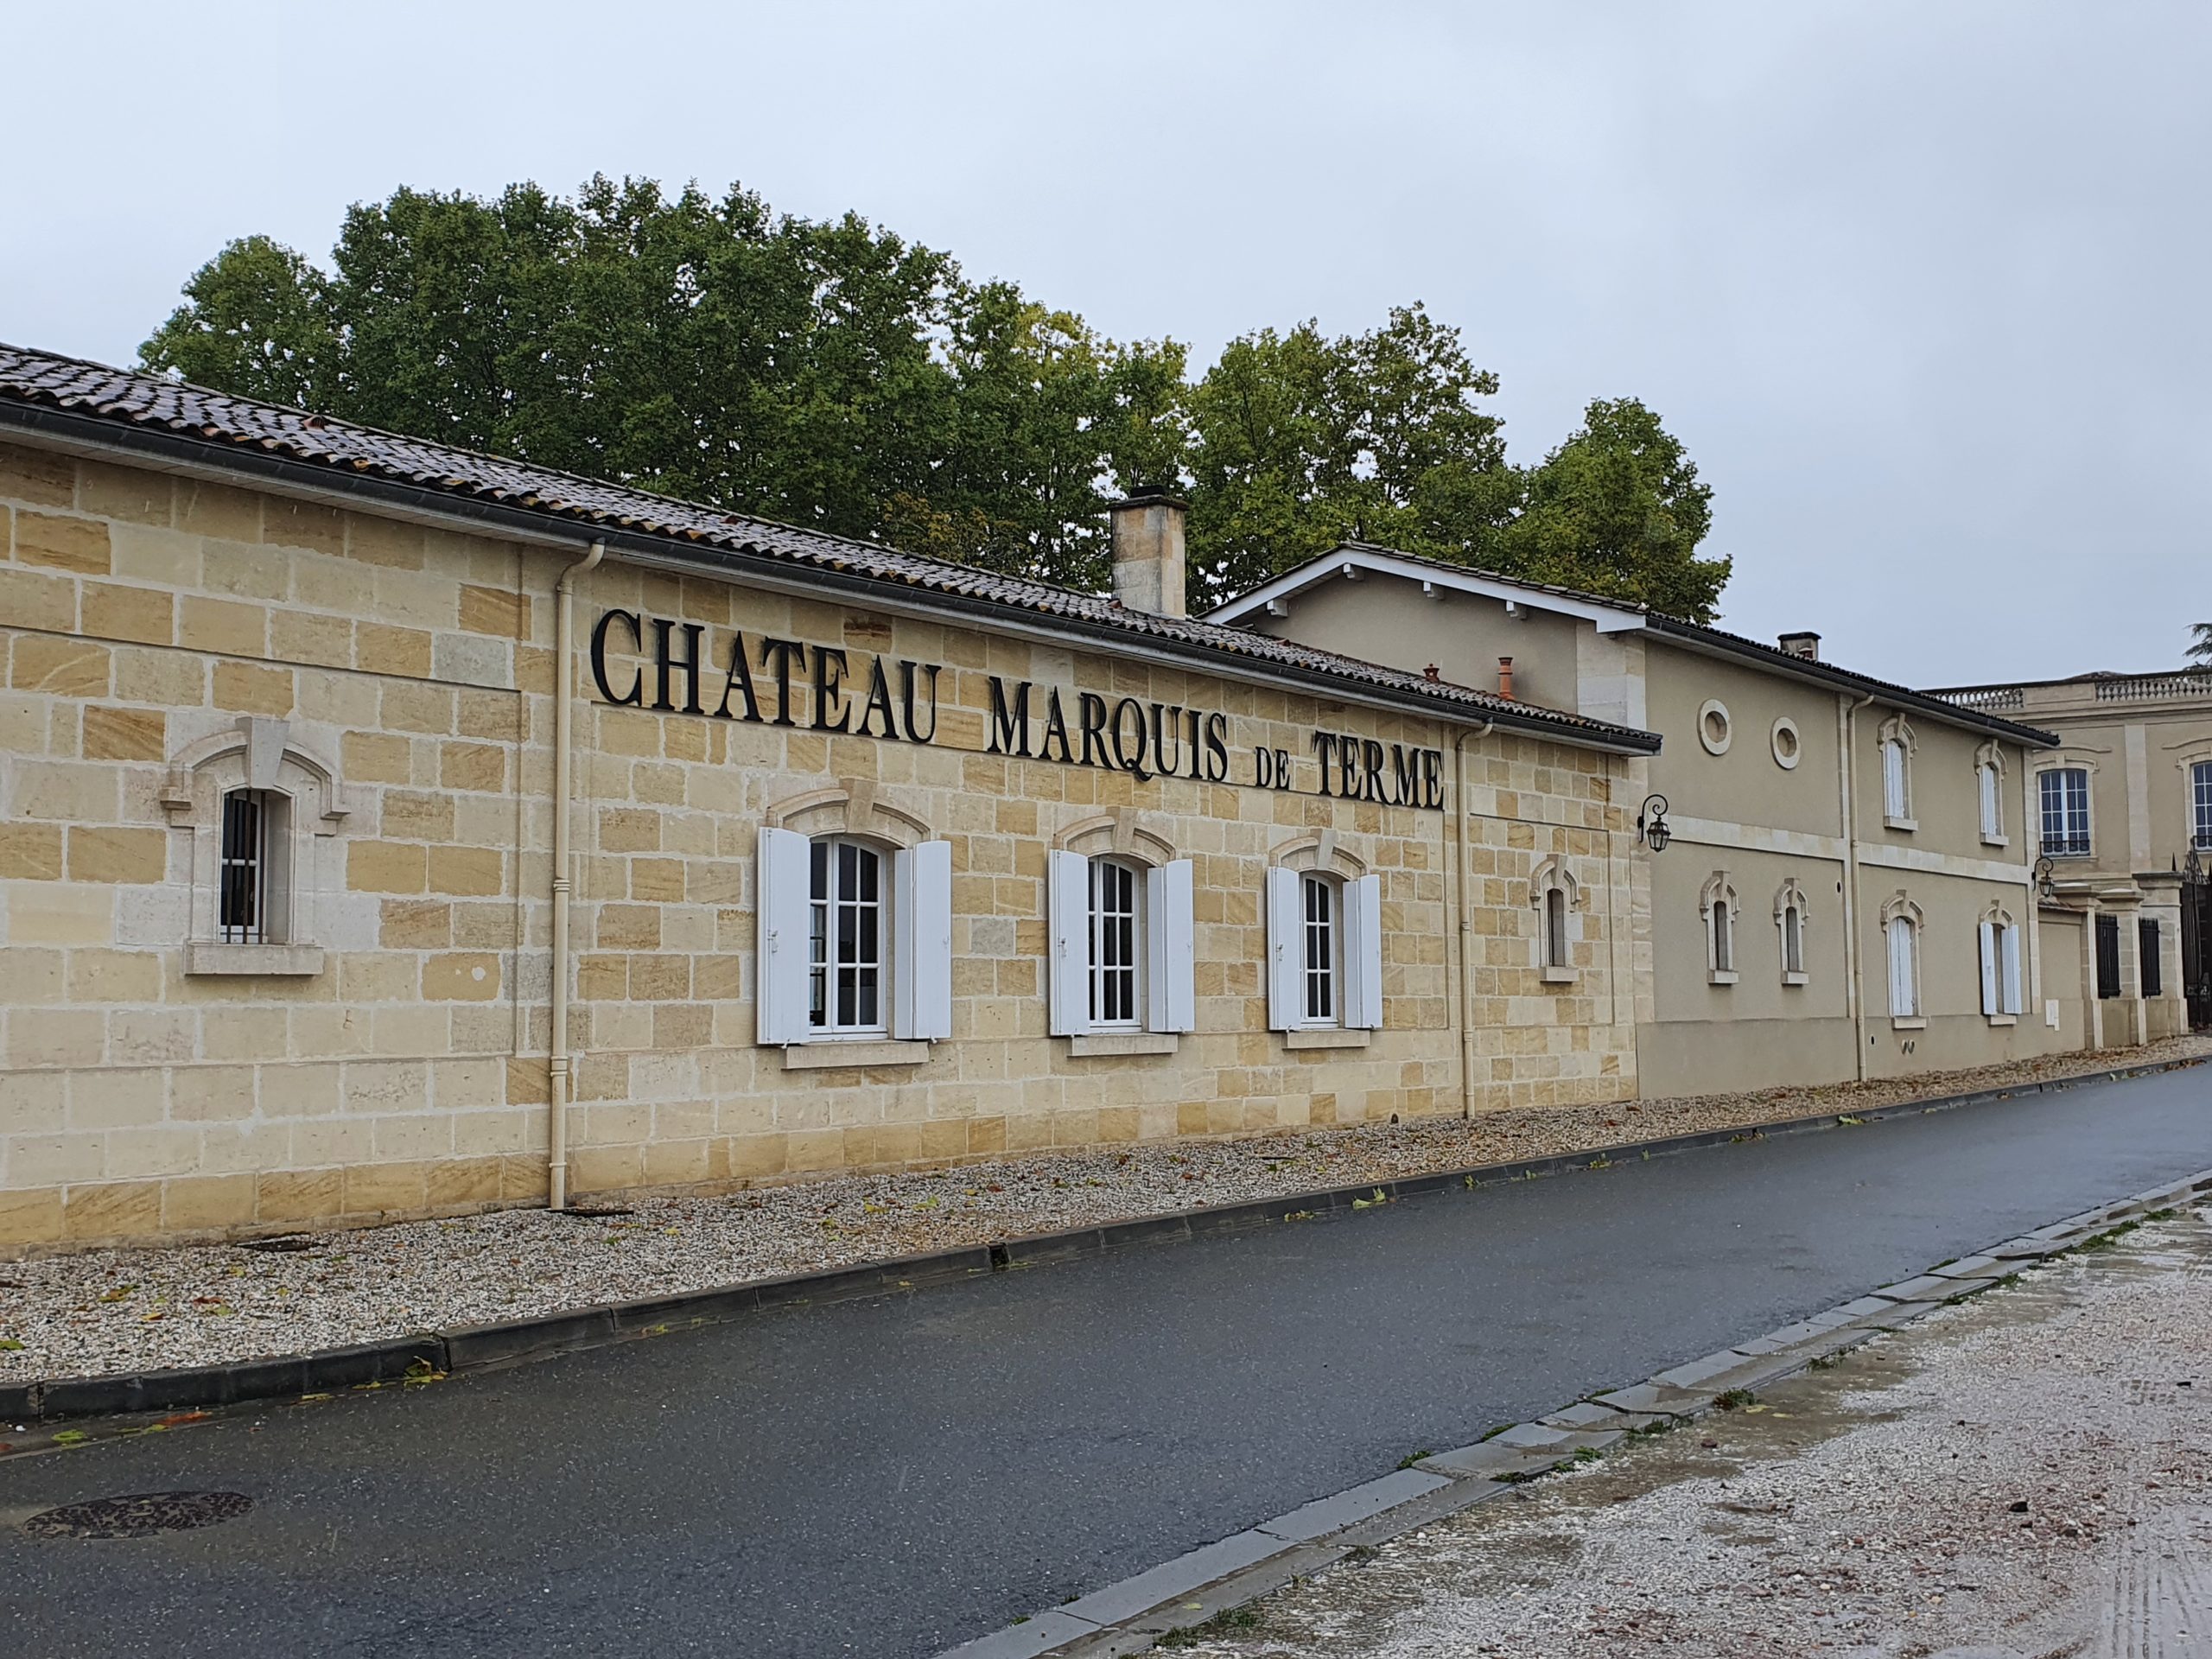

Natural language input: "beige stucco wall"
[0,440,1644,1253]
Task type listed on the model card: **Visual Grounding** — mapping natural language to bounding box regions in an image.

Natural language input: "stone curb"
[937,1161,2212,1658]
[4,1053,2203,1427]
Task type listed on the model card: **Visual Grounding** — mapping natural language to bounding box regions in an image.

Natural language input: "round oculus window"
[1697,699,1732,755]
[1771,717,1802,769]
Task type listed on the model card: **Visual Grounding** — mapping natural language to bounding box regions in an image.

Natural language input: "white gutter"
[1839,689,1877,1082]
[548,538,607,1211]
[1452,722,1493,1117]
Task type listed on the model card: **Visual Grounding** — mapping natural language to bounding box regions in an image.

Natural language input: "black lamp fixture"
[2033,854,2056,900]
[1637,794,1671,853]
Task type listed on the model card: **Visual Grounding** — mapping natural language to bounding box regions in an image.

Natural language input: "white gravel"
[1172,1204,2212,1657]
[3,1033,2206,1384]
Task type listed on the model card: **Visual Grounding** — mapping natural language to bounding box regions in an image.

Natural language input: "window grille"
[2040,768,2092,857]
[2193,761,2212,850]
[2141,918,2162,999]
[1301,874,1336,1023]
[2095,913,2121,999]
[809,837,884,1033]
[1087,858,1141,1027]
[219,789,271,944]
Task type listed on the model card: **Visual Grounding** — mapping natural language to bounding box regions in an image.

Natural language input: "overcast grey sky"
[6,3,2206,685]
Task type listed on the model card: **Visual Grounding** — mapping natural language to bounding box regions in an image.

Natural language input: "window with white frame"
[1878,716,1915,828]
[757,822,952,1046]
[1975,744,2005,845]
[1543,887,1569,969]
[1046,847,1193,1039]
[2192,760,2212,850]
[810,837,886,1034]
[1700,871,1738,985]
[1774,879,1809,984]
[1266,863,1383,1033]
[2040,767,2091,858]
[1882,895,1923,1021]
[1978,906,2024,1022]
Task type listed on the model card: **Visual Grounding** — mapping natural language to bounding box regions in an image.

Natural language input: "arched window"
[1264,845,1382,1034]
[1974,742,2006,846]
[1300,872,1339,1023]
[1046,823,1193,1041]
[1881,893,1924,1023]
[1774,879,1810,984]
[1530,855,1581,982]
[1700,871,1738,986]
[1978,904,2024,1022]
[1878,715,1916,830]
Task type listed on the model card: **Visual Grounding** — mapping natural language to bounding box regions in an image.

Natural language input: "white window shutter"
[1147,859,1195,1034]
[1047,849,1090,1037]
[755,826,812,1046]
[1883,743,1906,818]
[1978,920,1999,1016]
[1887,918,1914,1017]
[893,840,954,1041]
[1346,873,1385,1030]
[2000,924,2024,1015]
[1265,868,1301,1031]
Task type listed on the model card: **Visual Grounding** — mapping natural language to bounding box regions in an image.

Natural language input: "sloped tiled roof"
[0,343,1658,753]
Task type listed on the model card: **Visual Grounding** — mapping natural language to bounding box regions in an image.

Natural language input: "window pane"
[2195,761,2212,848]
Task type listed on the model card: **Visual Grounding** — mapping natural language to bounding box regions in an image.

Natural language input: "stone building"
[1206,545,2081,1095]
[0,347,1658,1252]
[1925,668,2212,1044]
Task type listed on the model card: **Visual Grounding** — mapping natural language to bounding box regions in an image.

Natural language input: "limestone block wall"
[0,437,1640,1252]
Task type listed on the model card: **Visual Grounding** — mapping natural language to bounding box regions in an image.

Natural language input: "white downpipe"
[549,538,606,1211]
[1839,690,1877,1082]
[1452,723,1492,1118]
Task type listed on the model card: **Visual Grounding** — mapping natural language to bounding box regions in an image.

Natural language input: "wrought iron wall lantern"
[2034,854,2056,900]
[1637,794,1671,853]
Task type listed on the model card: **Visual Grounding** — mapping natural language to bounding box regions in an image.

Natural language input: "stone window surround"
[1052,810,1183,1056]
[159,715,352,977]
[1878,714,1917,832]
[1879,890,1926,1028]
[2172,744,2212,851]
[1697,698,1732,756]
[1529,854,1584,984]
[1699,868,1739,986]
[2034,754,2097,861]
[1770,715,1802,771]
[1772,877,1811,986]
[763,781,938,1067]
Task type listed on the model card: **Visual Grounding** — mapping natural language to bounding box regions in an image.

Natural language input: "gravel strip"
[3,1034,2206,1383]
[1165,1202,2212,1656]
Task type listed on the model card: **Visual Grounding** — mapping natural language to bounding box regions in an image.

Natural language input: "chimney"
[1497,656,1515,699]
[1109,493,1188,619]
[1778,631,1821,662]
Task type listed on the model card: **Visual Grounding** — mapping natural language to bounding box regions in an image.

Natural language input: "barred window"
[1301,874,1338,1023]
[1087,857,1143,1027]
[219,789,273,944]
[809,837,885,1033]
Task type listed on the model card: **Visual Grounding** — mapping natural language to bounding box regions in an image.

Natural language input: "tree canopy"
[143,175,1730,621]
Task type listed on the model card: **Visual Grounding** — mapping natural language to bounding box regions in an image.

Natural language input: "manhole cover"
[240,1235,317,1253]
[23,1491,252,1539]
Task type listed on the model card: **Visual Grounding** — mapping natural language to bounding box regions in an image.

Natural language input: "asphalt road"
[5,1065,2211,1658]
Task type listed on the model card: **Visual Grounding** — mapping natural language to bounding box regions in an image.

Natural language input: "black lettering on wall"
[652,619,706,715]
[1425,747,1445,809]
[1363,740,1385,804]
[759,639,805,728]
[1312,733,1338,795]
[811,647,852,734]
[712,632,763,721]
[1392,744,1420,807]
[1077,693,1110,768]
[1151,703,1182,777]
[1338,731,1362,799]
[590,609,644,706]
[1204,712,1229,781]
[1039,689,1074,764]
[1110,696,1152,781]
[857,658,900,741]
[900,661,940,743]
[988,678,1033,756]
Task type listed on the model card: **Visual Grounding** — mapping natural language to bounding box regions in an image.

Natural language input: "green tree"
[1498,397,1727,621]
[141,234,337,410]
[2188,622,2212,665]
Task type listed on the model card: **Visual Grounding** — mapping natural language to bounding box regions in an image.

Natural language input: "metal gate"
[2183,851,2212,1031]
